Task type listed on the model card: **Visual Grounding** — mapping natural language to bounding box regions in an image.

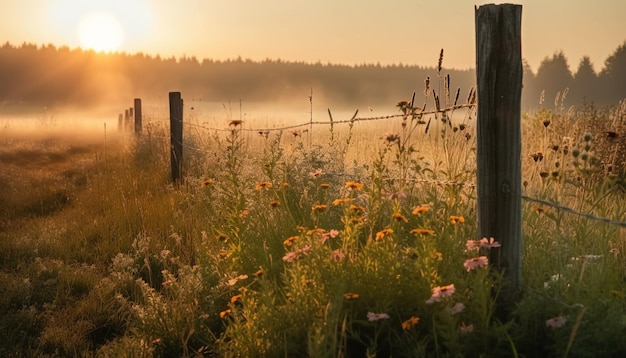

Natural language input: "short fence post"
[169,92,183,183]
[124,109,130,130]
[118,113,123,131]
[134,98,142,135]
[475,4,523,318]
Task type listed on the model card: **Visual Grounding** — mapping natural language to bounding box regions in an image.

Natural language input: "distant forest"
[0,41,625,111]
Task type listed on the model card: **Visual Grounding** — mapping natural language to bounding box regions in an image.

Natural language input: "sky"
[1,0,624,72]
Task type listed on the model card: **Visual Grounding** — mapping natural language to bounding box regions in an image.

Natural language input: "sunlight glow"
[78,12,125,52]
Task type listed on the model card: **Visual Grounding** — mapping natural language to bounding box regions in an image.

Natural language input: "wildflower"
[309,169,323,178]
[201,179,214,187]
[281,181,289,187]
[230,294,242,304]
[282,251,299,263]
[255,181,272,190]
[393,212,409,223]
[402,316,420,330]
[426,284,455,304]
[449,302,465,315]
[410,228,435,236]
[239,209,249,218]
[479,237,501,249]
[386,191,406,200]
[160,249,171,259]
[531,205,548,213]
[333,198,351,206]
[459,322,474,334]
[432,252,443,260]
[546,315,567,329]
[312,204,328,213]
[345,181,363,190]
[269,200,280,208]
[329,229,339,238]
[219,309,232,318]
[375,228,393,241]
[384,132,400,143]
[466,240,481,251]
[332,249,345,262]
[450,215,465,224]
[464,256,489,271]
[411,205,430,215]
[283,245,311,262]
[367,312,391,322]
[320,183,330,189]
[229,119,243,127]
[350,204,366,213]
[307,228,326,236]
[227,274,249,286]
[218,250,230,259]
[344,293,360,300]
[255,269,264,277]
[217,233,228,242]
[162,279,173,287]
[284,236,298,246]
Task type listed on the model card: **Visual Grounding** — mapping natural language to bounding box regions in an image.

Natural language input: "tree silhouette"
[600,41,626,104]
[572,56,600,104]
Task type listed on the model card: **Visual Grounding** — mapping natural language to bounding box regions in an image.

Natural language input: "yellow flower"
[201,179,214,187]
[284,236,298,246]
[393,212,409,223]
[345,181,363,190]
[350,204,366,213]
[450,215,465,224]
[531,205,547,213]
[312,204,328,213]
[255,181,272,190]
[410,228,435,236]
[344,293,360,300]
[230,294,242,304]
[375,228,393,241]
[411,205,429,215]
[320,183,330,189]
[281,181,289,187]
[333,198,351,206]
[402,316,420,330]
[219,309,232,318]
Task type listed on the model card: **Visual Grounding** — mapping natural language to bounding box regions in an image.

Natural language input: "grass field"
[1,94,625,357]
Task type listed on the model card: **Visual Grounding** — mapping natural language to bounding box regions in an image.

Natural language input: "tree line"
[0,41,624,110]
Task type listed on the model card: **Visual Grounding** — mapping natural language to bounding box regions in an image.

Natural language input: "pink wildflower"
[332,249,345,262]
[479,237,501,249]
[459,322,474,335]
[309,169,323,178]
[282,251,299,263]
[465,240,482,251]
[449,302,466,315]
[426,284,455,304]
[464,256,489,271]
[367,312,391,322]
[546,315,567,329]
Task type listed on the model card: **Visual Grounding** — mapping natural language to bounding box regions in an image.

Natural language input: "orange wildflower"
[333,198,351,206]
[219,309,232,318]
[344,293,360,300]
[312,204,328,213]
[320,183,330,189]
[345,181,363,190]
[393,212,409,223]
[350,204,366,213]
[410,228,435,236]
[411,205,430,215]
[375,228,393,241]
[255,181,272,190]
[402,316,420,330]
[269,200,280,208]
[230,294,242,304]
[450,215,465,224]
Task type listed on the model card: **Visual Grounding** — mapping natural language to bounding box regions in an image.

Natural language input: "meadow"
[1,85,626,357]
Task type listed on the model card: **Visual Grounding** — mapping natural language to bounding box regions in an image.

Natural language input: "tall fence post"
[169,92,183,183]
[134,98,142,135]
[475,4,523,318]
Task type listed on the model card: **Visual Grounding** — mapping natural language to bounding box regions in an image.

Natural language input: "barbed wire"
[521,194,626,228]
[142,102,476,134]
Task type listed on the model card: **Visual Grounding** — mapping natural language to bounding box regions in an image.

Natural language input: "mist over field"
[1,41,625,123]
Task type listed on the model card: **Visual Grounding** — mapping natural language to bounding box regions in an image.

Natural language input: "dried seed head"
[543,119,551,127]
[583,133,592,142]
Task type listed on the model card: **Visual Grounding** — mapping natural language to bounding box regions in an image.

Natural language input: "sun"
[78,12,125,52]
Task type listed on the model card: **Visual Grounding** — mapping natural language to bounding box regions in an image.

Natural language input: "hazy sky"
[1,0,624,72]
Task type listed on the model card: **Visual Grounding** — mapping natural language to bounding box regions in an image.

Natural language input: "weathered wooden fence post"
[134,98,142,135]
[475,4,523,317]
[118,113,123,131]
[169,92,183,183]
[124,109,130,130]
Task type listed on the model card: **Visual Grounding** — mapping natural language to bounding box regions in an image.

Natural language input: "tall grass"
[1,87,625,357]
